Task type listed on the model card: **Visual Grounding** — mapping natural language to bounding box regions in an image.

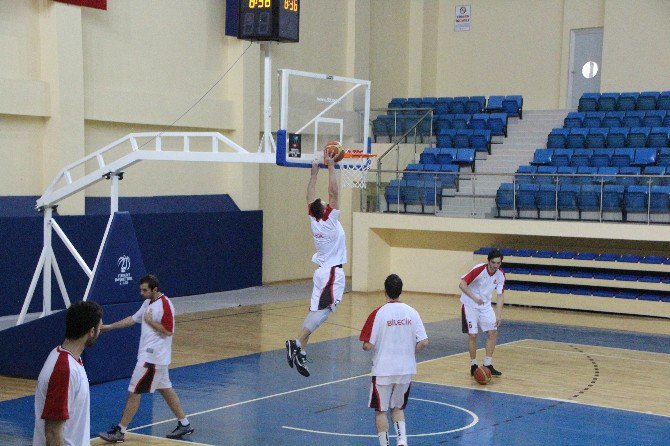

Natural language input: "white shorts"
[369,376,412,412]
[461,304,497,334]
[310,265,345,311]
[128,361,172,394]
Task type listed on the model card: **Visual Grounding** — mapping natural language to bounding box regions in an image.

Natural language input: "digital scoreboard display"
[238,0,299,42]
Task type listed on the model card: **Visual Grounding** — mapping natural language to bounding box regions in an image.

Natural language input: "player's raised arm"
[326,154,339,209]
[307,159,319,205]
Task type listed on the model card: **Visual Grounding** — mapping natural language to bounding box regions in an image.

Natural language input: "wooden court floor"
[2,290,669,445]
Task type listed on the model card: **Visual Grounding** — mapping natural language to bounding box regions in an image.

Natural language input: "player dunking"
[285,151,346,377]
[460,248,505,377]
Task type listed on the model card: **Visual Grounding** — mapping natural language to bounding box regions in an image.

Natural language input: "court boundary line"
[513,342,670,365]
[128,339,525,432]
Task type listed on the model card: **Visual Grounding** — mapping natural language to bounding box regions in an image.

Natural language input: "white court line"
[124,431,215,446]
[282,397,479,438]
[513,343,670,365]
[128,339,523,432]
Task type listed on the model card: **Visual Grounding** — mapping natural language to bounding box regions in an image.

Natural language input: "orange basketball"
[324,140,345,163]
[473,366,491,385]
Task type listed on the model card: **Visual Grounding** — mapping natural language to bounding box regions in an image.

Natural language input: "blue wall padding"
[0,210,262,317]
[86,212,147,305]
[0,196,40,217]
[0,301,141,383]
[85,194,240,214]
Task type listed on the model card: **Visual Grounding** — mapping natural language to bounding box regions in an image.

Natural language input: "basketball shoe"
[166,422,194,439]
[470,364,478,376]
[285,340,298,368]
[485,365,502,376]
[293,351,310,377]
[99,425,124,443]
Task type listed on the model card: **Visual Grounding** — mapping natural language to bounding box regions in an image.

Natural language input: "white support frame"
[313,117,344,155]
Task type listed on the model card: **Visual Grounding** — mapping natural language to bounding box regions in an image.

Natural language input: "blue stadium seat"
[452,114,470,130]
[488,113,508,136]
[531,148,553,165]
[474,247,494,255]
[567,128,589,148]
[438,164,459,189]
[557,184,580,218]
[552,148,573,167]
[372,115,392,142]
[419,150,437,165]
[402,179,422,207]
[448,98,467,114]
[642,110,666,128]
[557,166,577,184]
[470,130,492,154]
[632,148,657,167]
[586,128,608,149]
[469,113,488,130]
[515,165,537,184]
[421,181,443,210]
[532,250,556,258]
[433,114,450,132]
[593,270,617,280]
[578,93,599,112]
[434,102,450,115]
[579,184,602,211]
[595,253,620,261]
[454,129,472,148]
[570,149,593,167]
[597,167,618,184]
[657,91,670,111]
[437,148,457,164]
[627,128,650,147]
[554,251,576,259]
[614,290,638,300]
[516,249,535,257]
[583,111,605,128]
[465,96,486,114]
[616,166,640,186]
[657,148,670,167]
[536,165,557,185]
[602,111,625,128]
[590,149,612,167]
[536,184,557,213]
[648,127,670,147]
[598,93,619,111]
[388,98,406,109]
[601,184,624,214]
[454,148,476,171]
[436,129,456,148]
[643,165,666,183]
[486,95,504,112]
[641,255,666,264]
[564,112,584,128]
[495,183,515,215]
[606,127,629,148]
[622,111,645,128]
[637,91,660,110]
[650,185,670,213]
[638,292,663,302]
[420,164,442,183]
[548,128,569,149]
[617,92,639,111]
[575,166,598,184]
[517,184,539,217]
[610,148,635,167]
[625,185,649,213]
[385,179,404,210]
[503,95,523,118]
[592,289,616,297]
[574,251,597,260]
[619,254,642,262]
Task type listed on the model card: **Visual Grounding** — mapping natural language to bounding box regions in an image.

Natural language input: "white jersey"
[460,263,506,308]
[33,347,90,446]
[132,294,175,366]
[309,205,347,268]
[359,302,427,377]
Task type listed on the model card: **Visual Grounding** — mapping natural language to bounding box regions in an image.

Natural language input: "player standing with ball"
[285,146,346,378]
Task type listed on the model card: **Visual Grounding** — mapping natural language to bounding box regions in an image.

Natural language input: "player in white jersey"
[360,274,428,446]
[99,275,194,442]
[459,248,506,377]
[286,150,347,378]
[34,300,103,446]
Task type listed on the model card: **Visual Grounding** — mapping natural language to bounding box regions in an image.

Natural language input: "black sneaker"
[470,364,478,376]
[485,364,502,377]
[293,351,310,377]
[285,340,298,368]
[166,422,194,439]
[99,425,125,443]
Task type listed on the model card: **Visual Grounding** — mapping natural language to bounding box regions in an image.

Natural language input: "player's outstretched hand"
[144,308,153,323]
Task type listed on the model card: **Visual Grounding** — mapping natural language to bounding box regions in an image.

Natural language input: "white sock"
[118,424,127,434]
[179,417,189,426]
[377,431,389,446]
[471,359,478,366]
[295,339,302,348]
[484,356,492,366]
[394,421,407,445]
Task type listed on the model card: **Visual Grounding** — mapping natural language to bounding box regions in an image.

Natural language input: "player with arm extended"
[98,275,194,442]
[285,149,347,378]
[360,274,429,446]
[459,248,506,377]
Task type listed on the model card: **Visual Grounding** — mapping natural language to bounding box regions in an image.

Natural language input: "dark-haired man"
[34,300,103,446]
[460,248,506,377]
[286,151,346,378]
[360,274,428,446]
[99,275,194,442]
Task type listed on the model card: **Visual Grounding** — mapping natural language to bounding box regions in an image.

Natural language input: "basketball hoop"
[339,150,377,189]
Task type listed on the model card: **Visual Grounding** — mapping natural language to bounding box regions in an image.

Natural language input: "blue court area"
[2,319,669,445]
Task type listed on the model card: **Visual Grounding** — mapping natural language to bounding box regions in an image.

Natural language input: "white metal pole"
[50,219,93,278]
[262,43,273,153]
[111,173,119,214]
[16,247,47,325]
[42,208,53,317]
[51,251,71,308]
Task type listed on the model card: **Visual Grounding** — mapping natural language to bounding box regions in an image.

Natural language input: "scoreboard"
[228,0,300,43]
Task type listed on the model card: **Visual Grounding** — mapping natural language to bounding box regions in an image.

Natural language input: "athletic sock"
[470,359,478,366]
[118,424,127,434]
[484,356,492,366]
[377,431,389,446]
[179,418,189,426]
[394,421,407,445]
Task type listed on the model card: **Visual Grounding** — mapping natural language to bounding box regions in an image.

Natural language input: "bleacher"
[495,91,670,222]
[473,247,670,317]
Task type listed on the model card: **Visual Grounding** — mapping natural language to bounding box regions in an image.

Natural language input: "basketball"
[324,140,345,163]
[473,366,492,385]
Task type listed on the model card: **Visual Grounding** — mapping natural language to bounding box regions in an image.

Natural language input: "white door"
[568,28,603,108]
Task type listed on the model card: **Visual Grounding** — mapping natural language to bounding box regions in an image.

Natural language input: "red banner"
[53,0,107,10]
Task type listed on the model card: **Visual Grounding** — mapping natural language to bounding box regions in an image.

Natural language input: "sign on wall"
[455,5,471,31]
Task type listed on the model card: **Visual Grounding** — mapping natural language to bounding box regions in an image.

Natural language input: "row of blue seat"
[548,127,670,149]
[531,147,670,168]
[403,163,459,188]
[578,92,670,112]
[496,183,670,218]
[372,115,432,143]
[387,95,523,117]
[506,281,670,302]
[436,129,494,150]
[433,113,509,135]
[503,264,670,282]
[385,179,443,213]
[516,165,669,186]
[565,110,670,129]
[473,247,670,263]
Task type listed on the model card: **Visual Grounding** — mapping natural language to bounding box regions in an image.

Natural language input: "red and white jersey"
[33,347,90,446]
[359,302,427,377]
[309,205,347,268]
[132,294,175,366]
[460,263,505,308]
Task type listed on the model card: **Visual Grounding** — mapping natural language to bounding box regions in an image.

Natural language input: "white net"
[339,153,375,189]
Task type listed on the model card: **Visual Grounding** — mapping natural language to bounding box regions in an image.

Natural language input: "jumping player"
[460,248,505,377]
[285,151,346,377]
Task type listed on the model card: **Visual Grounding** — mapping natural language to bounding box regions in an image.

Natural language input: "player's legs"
[375,411,390,446]
[462,304,480,375]
[119,392,142,427]
[391,408,407,446]
[485,329,498,357]
[389,382,410,446]
[479,307,502,376]
[158,388,186,419]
